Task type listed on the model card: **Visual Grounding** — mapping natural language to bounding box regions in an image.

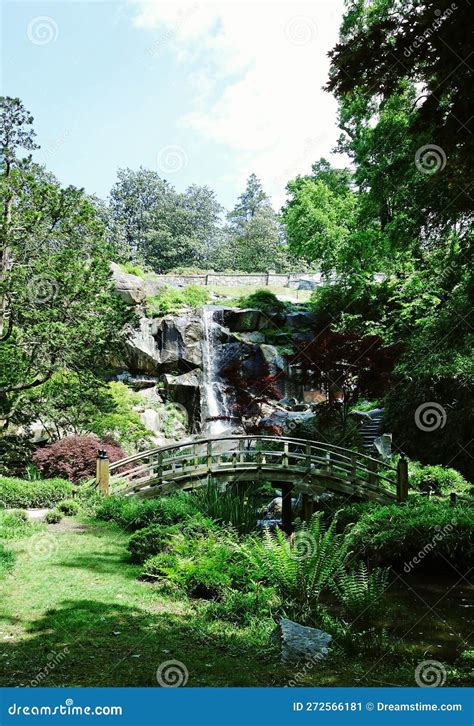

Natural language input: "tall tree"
[0,97,134,431]
[283,159,359,273]
[219,174,292,272]
[108,169,222,271]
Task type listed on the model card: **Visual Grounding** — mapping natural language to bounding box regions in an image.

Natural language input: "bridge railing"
[96,435,408,505]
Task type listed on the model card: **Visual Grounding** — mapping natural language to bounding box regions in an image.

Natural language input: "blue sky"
[1,0,344,210]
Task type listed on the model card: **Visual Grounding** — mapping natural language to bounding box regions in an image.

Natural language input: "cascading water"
[201,306,231,435]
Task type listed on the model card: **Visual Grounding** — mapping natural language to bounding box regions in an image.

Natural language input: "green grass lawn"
[0,519,292,687]
[1,517,470,687]
[208,283,311,304]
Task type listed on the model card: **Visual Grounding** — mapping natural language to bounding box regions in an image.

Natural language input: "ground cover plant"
[0,476,73,508]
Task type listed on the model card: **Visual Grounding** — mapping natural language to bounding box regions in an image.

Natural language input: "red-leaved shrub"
[33,435,126,483]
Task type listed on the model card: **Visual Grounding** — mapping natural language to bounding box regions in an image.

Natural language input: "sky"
[1,0,345,210]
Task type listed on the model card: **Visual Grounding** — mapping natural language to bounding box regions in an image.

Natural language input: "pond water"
[387,573,473,660]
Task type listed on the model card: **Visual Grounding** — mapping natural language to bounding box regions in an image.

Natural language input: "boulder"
[284,311,316,329]
[274,618,332,663]
[163,370,202,429]
[155,315,203,370]
[110,263,147,305]
[124,317,161,374]
[220,308,264,332]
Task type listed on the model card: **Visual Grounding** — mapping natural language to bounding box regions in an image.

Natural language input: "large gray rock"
[111,263,147,305]
[220,308,264,332]
[124,317,161,374]
[275,618,332,663]
[163,370,202,430]
[155,315,203,370]
[284,311,316,329]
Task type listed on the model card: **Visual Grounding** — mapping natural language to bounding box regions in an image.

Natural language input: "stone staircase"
[360,412,384,453]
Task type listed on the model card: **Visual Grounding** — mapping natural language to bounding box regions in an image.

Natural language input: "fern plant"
[244,512,349,623]
[331,562,389,629]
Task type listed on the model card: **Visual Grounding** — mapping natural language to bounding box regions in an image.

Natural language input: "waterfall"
[201,306,231,435]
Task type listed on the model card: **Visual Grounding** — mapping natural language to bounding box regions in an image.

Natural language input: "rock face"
[110,263,147,305]
[163,370,202,430]
[275,618,332,663]
[125,317,161,374]
[155,315,203,371]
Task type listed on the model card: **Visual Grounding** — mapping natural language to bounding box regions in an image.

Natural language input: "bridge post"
[96,449,110,495]
[368,458,377,487]
[282,441,289,468]
[281,483,293,534]
[305,442,312,472]
[302,493,313,522]
[396,454,409,503]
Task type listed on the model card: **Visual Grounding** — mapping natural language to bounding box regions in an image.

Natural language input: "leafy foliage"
[407,462,471,497]
[45,509,62,524]
[194,480,259,535]
[0,476,72,507]
[32,435,126,483]
[127,514,216,563]
[146,284,209,315]
[141,529,249,599]
[94,492,198,531]
[245,513,349,623]
[0,97,135,436]
[331,562,389,628]
[238,289,287,314]
[0,543,15,576]
[57,499,81,516]
[347,498,474,570]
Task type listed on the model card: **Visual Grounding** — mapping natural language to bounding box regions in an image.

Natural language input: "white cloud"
[130,0,345,207]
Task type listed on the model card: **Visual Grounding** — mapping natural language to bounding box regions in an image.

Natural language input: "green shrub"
[0,544,15,576]
[238,289,286,314]
[407,462,471,496]
[89,382,155,452]
[45,509,62,524]
[331,562,390,629]
[347,498,474,569]
[168,267,207,275]
[0,510,35,539]
[94,493,198,531]
[57,499,80,516]
[128,514,216,563]
[244,513,349,624]
[203,586,279,625]
[0,477,73,508]
[147,284,209,315]
[119,262,147,277]
[194,481,259,534]
[141,530,249,599]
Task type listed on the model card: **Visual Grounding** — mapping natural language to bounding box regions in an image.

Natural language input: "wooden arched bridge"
[95,435,408,530]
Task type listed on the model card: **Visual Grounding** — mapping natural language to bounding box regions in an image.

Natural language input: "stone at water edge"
[274,618,332,663]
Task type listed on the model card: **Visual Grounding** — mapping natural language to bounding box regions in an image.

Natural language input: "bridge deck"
[102,435,401,505]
